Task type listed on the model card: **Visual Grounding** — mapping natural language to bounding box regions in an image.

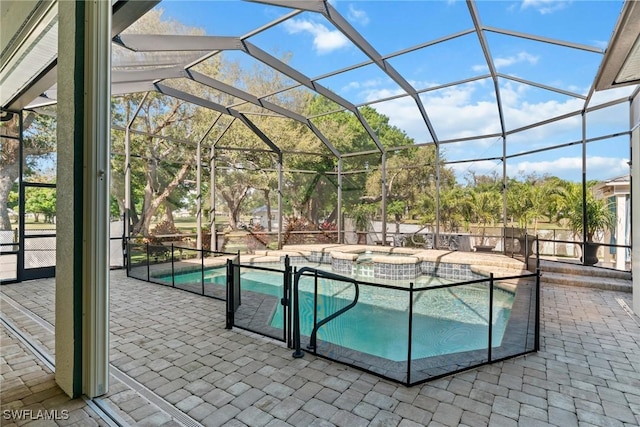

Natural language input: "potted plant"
[351,203,374,245]
[566,191,615,266]
[466,190,500,252]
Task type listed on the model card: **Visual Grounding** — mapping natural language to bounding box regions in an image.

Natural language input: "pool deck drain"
[1,268,639,426]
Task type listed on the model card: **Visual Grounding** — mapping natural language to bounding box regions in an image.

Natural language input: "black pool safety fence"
[226,257,541,387]
[127,240,540,386]
[126,241,239,300]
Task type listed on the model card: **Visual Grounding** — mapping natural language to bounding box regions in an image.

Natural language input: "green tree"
[464,189,501,245]
[111,9,221,236]
[561,181,615,242]
[506,178,532,228]
[437,186,466,232]
[0,112,56,230]
[24,186,56,223]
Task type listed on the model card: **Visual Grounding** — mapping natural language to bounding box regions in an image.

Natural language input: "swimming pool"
[163,265,514,362]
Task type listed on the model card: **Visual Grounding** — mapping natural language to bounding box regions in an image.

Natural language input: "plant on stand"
[351,203,375,245]
[466,190,501,252]
[564,184,615,266]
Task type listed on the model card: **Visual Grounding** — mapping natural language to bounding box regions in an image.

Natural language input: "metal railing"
[223,245,540,386]
[286,265,539,386]
[536,237,631,271]
[292,267,360,358]
[126,239,541,386]
[125,241,237,300]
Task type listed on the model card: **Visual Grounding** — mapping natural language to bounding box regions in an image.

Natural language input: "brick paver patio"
[1,269,639,426]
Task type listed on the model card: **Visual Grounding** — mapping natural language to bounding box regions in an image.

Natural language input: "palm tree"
[465,190,501,248]
[562,182,615,242]
[561,182,615,265]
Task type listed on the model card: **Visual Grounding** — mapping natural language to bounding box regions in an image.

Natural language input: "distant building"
[251,206,279,231]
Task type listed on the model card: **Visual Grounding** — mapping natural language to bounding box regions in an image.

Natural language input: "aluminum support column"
[502,136,508,253]
[278,153,283,249]
[630,95,639,314]
[337,158,343,244]
[435,146,441,249]
[124,127,130,242]
[124,92,148,244]
[381,152,387,245]
[196,138,202,250]
[210,146,217,251]
[581,113,588,265]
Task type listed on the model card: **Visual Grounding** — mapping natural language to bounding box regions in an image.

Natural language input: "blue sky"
[153,0,635,182]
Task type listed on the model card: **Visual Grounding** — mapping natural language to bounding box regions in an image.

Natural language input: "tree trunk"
[326,206,337,223]
[133,162,191,236]
[0,162,18,230]
[164,200,174,225]
[221,185,250,230]
[225,199,237,229]
[262,189,272,232]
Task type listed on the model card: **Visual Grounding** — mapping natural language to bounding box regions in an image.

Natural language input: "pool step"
[535,259,632,292]
[471,262,632,293]
[539,270,631,292]
[537,259,631,280]
[471,265,529,277]
[240,254,282,264]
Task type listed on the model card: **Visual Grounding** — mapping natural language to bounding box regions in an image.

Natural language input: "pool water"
[163,266,514,362]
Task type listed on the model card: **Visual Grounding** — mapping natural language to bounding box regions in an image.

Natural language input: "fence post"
[201,247,205,295]
[407,282,414,386]
[226,258,233,329]
[535,268,540,352]
[292,267,304,358]
[236,251,241,306]
[125,240,131,276]
[283,255,291,344]
[171,244,175,288]
[488,273,494,362]
[309,270,319,351]
[146,242,150,281]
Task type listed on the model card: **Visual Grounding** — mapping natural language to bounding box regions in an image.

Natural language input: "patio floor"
[1,268,639,426]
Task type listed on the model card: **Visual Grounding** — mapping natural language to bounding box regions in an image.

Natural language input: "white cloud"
[472,51,539,72]
[449,160,503,179]
[341,81,361,92]
[521,0,571,15]
[340,74,629,176]
[495,52,539,68]
[348,4,370,25]
[283,19,349,54]
[342,78,387,93]
[356,82,504,143]
[507,156,629,180]
[446,156,629,182]
[588,86,638,107]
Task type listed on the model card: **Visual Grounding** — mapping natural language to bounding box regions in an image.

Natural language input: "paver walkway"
[1,269,639,426]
